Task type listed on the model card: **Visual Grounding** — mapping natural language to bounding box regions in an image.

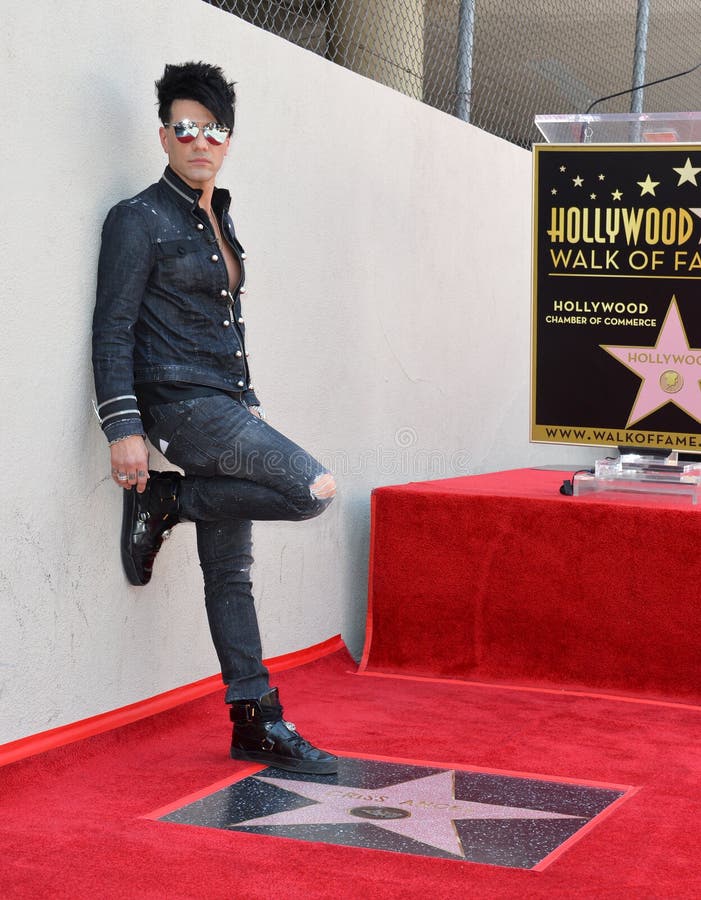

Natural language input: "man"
[92,61,337,775]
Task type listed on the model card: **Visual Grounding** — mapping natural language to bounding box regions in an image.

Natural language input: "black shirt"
[136,382,245,433]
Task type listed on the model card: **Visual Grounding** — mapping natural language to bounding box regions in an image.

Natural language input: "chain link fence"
[203,0,701,148]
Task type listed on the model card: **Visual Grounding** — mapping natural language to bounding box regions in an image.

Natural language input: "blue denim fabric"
[92,167,258,443]
[147,394,333,701]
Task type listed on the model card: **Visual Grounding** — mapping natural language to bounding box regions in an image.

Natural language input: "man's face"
[159,98,230,191]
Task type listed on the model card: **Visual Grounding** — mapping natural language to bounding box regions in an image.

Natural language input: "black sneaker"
[229,688,338,775]
[121,471,181,586]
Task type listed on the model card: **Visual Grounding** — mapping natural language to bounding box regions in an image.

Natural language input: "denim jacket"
[92,166,258,443]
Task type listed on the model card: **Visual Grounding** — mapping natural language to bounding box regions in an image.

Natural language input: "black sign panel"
[532,144,701,452]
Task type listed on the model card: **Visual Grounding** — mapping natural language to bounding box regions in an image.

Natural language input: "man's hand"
[110,435,150,493]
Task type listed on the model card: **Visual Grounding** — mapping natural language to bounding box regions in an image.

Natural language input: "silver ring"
[117,473,128,481]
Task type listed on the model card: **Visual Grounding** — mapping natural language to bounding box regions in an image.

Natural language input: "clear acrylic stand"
[534,111,701,144]
[573,452,701,504]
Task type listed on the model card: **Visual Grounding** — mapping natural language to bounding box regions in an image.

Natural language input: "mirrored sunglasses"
[165,120,231,145]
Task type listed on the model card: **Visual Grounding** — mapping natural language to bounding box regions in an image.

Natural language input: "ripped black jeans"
[146,394,333,702]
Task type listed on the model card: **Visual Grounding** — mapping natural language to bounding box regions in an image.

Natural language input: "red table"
[361,468,701,702]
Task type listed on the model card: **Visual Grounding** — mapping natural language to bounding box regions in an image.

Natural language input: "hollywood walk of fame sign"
[149,756,631,870]
[532,143,701,452]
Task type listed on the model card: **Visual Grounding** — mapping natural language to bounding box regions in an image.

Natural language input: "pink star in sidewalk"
[231,771,581,859]
[601,297,701,426]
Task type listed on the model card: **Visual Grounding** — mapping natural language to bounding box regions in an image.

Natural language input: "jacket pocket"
[155,238,210,293]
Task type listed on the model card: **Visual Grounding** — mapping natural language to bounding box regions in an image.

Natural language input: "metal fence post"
[455,0,476,122]
[631,0,650,113]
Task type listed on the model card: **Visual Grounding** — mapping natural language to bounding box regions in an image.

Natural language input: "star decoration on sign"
[231,771,583,859]
[573,175,584,187]
[601,296,701,427]
[590,193,597,200]
[612,189,623,201]
[551,188,558,195]
[637,174,659,196]
[598,173,605,181]
[560,165,566,172]
[673,157,701,186]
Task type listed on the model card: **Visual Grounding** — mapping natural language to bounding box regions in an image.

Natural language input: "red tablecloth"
[361,468,701,701]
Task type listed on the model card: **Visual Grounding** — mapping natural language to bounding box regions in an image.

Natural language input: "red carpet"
[2,645,701,898]
[361,468,701,703]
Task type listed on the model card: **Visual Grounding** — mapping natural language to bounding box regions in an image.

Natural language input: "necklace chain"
[207,209,223,247]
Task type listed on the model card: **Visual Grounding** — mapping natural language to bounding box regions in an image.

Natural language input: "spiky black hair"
[156,61,236,129]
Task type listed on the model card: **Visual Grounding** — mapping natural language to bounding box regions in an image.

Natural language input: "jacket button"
[235,350,242,358]
[241,252,247,259]
[245,351,250,358]
[238,317,244,324]
[220,289,228,297]
[211,254,219,262]
[223,320,230,327]
[240,287,247,295]
[197,223,204,230]
[237,380,245,388]
[248,383,254,389]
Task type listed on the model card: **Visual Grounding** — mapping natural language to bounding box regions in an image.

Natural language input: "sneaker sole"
[120,489,147,586]
[230,746,338,775]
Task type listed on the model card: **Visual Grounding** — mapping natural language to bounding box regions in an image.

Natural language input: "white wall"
[0,0,593,744]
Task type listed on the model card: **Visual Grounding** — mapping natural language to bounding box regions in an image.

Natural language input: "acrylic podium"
[535,111,701,145]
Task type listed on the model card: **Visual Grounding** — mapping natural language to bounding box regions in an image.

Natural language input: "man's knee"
[200,556,253,585]
[310,472,336,501]
[291,472,335,519]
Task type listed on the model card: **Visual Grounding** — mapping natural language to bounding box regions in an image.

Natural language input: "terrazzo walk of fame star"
[147,757,634,870]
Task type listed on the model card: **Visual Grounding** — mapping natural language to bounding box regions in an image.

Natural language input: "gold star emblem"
[637,174,659,196]
[673,157,701,186]
[612,189,623,201]
[573,175,583,187]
